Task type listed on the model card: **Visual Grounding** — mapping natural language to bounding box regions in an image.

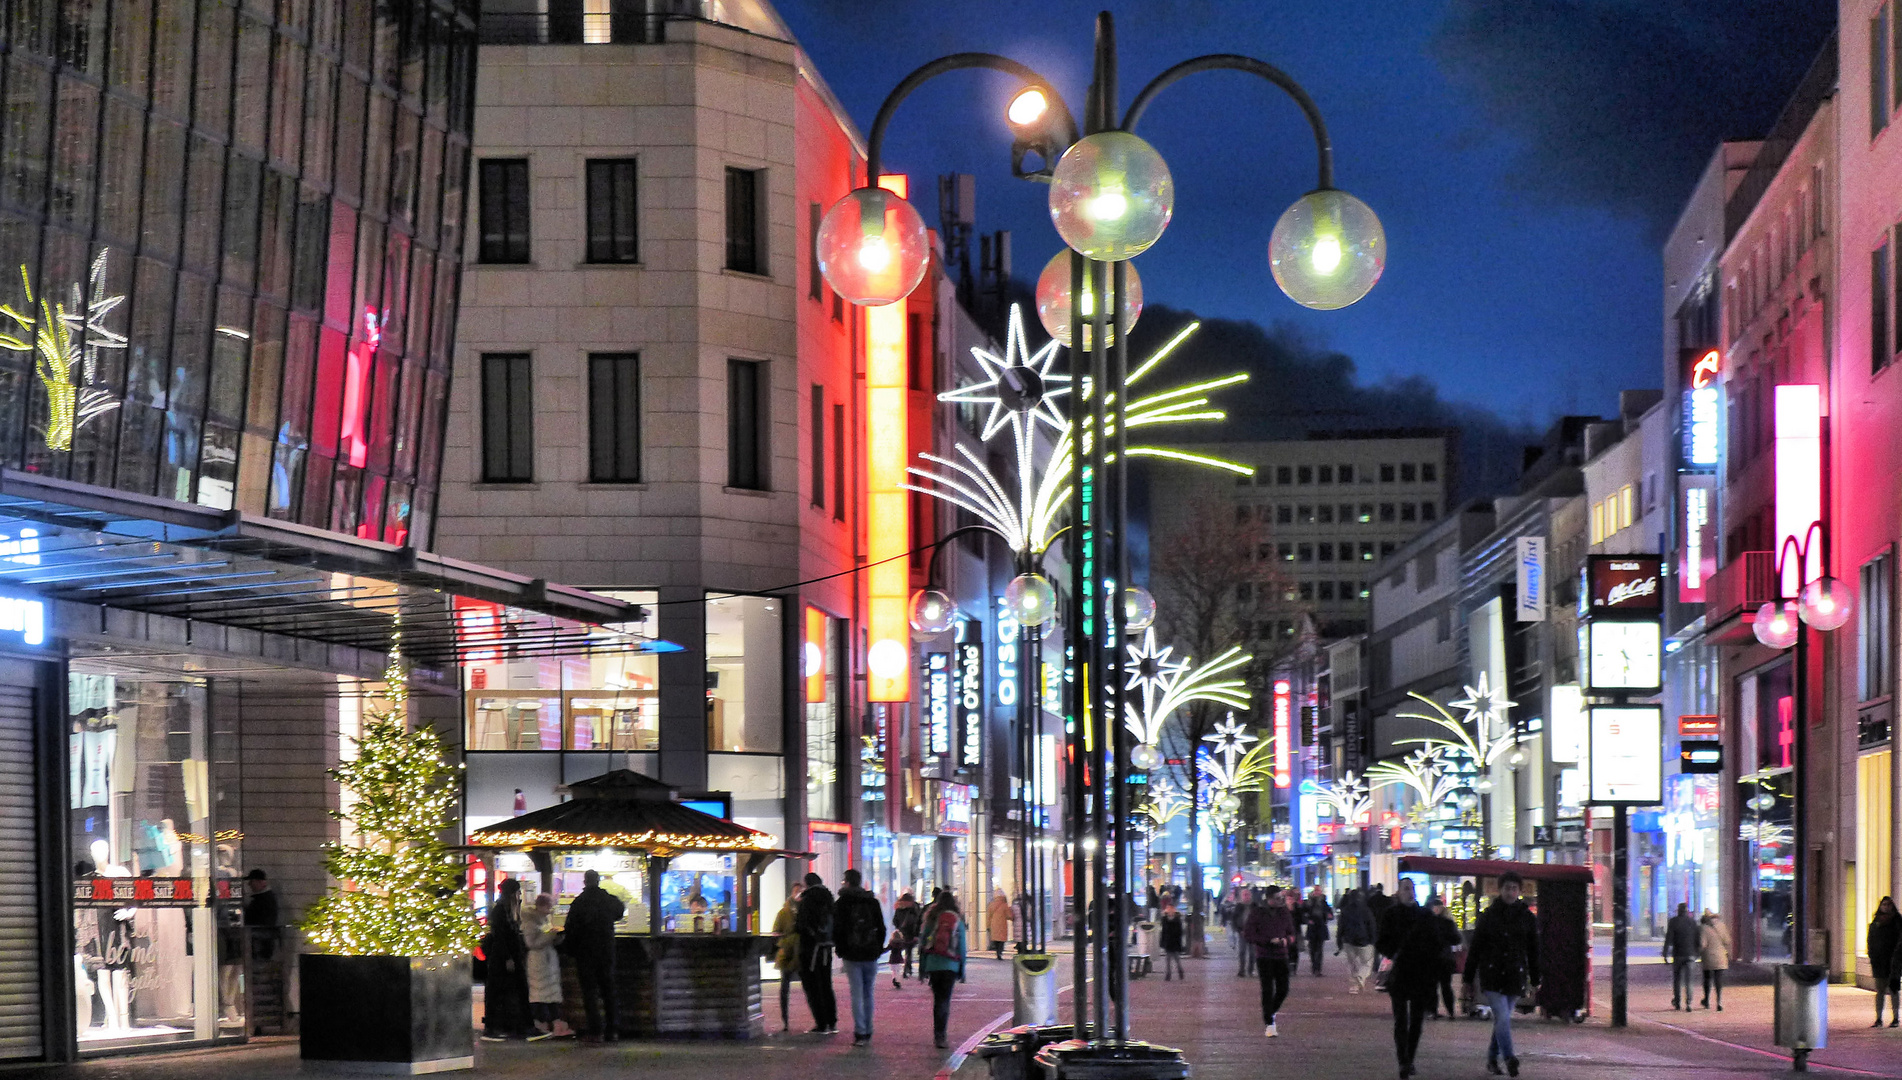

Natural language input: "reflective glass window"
[194,1,235,137]
[98,97,145,243]
[150,0,195,117]
[706,594,782,753]
[49,77,99,230]
[3,63,54,212]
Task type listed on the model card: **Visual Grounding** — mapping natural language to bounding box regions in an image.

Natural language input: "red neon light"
[1690,349,1720,389]
[1776,694,1794,770]
[340,309,380,470]
[1272,679,1292,788]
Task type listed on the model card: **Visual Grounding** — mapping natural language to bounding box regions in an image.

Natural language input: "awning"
[1397,856,1594,883]
[0,469,679,667]
[468,770,785,856]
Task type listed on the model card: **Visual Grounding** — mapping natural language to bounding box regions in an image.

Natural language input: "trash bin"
[1774,963,1829,1069]
[1033,1039,1190,1080]
[972,1029,1029,1080]
[1014,952,1060,1026]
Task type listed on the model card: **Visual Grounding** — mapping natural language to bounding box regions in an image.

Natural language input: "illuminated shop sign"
[1774,384,1822,596]
[1679,741,1723,774]
[1515,536,1546,622]
[935,782,972,836]
[1586,555,1663,613]
[1678,715,1720,737]
[925,652,951,757]
[1681,348,1722,469]
[1272,680,1292,789]
[994,596,1020,709]
[1587,705,1663,804]
[1679,475,1716,603]
[954,619,984,767]
[0,596,44,646]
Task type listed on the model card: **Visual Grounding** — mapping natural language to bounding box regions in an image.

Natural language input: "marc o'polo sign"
[1588,554,1663,613]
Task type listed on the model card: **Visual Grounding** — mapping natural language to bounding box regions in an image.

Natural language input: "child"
[1159,897,1186,981]
[887,928,909,989]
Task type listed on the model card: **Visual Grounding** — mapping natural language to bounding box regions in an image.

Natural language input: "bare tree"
[1150,493,1309,952]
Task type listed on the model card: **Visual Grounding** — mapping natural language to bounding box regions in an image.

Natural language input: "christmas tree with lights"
[301,630,479,956]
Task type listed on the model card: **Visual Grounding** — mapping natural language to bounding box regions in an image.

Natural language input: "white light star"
[939,304,1070,445]
[1450,672,1516,732]
[1201,712,1258,765]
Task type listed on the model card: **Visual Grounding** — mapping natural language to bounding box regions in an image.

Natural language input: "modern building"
[0,0,662,1060]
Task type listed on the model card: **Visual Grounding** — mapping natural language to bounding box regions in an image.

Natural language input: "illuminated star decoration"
[1307,771,1373,825]
[1366,746,1461,811]
[906,304,1256,560]
[1121,633,1250,747]
[1202,712,1259,767]
[1396,677,1521,771]
[1450,672,1517,735]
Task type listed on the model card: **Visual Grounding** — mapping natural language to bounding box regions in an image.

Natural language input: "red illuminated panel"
[1678,715,1720,737]
[805,606,827,704]
[1272,680,1292,788]
[1773,384,1821,596]
[865,173,912,703]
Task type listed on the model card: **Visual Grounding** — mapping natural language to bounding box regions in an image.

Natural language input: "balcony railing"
[479,10,663,44]
[1705,550,1777,627]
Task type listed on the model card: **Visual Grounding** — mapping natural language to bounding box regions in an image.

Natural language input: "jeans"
[801,956,838,1029]
[1235,930,1255,976]
[1343,943,1375,990]
[1702,968,1726,1007]
[842,959,878,1037]
[1482,990,1516,1063]
[1257,958,1290,1023]
[1671,958,1694,1005]
[1162,949,1185,980]
[1391,985,1435,1066]
[928,970,958,1039]
[1307,939,1325,974]
[575,957,617,1038]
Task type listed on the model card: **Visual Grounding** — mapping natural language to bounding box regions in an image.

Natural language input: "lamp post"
[1752,520,1852,967]
[820,11,1383,1047]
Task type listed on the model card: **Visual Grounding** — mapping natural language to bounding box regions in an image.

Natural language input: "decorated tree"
[302,635,479,956]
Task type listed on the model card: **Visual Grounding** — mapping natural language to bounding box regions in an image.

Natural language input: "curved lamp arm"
[866,53,1079,182]
[1122,54,1334,190]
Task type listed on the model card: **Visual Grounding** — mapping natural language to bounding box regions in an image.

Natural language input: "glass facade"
[704,594,781,753]
[0,0,476,547]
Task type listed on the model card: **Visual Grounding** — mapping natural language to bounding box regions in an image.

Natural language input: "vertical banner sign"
[1515,536,1547,622]
[1680,348,1722,469]
[994,596,1020,710]
[924,653,952,757]
[954,619,984,768]
[1273,680,1293,788]
[1773,384,1822,597]
[864,174,912,702]
[1679,474,1716,603]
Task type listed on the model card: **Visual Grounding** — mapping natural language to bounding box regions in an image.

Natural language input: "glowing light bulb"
[1090,190,1128,221]
[1310,234,1342,275]
[857,235,891,272]
[1008,87,1048,127]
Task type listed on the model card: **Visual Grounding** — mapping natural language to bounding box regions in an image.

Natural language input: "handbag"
[808,941,834,970]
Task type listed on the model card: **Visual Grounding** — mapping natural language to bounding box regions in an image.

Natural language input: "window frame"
[727,357,767,490]
[584,157,639,264]
[1860,549,1895,702]
[586,352,641,483]
[477,158,530,264]
[725,166,764,275]
[480,352,534,482]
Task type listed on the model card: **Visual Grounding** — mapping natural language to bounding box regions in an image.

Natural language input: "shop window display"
[69,672,242,1049]
[463,630,661,753]
[660,853,735,933]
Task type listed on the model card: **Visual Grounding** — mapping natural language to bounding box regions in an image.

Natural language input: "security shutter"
[0,670,41,1059]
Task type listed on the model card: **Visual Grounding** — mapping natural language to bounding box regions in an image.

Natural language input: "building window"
[1317,504,1334,524]
[1318,581,1336,601]
[707,593,784,753]
[810,385,825,507]
[1360,542,1375,562]
[1318,542,1334,562]
[1297,465,1313,484]
[481,353,533,482]
[725,166,763,274]
[1861,552,1895,701]
[1878,235,1895,375]
[1338,464,1354,483]
[727,359,765,489]
[1380,541,1396,559]
[1421,501,1437,521]
[1380,463,1396,482]
[808,202,823,300]
[1297,543,1313,563]
[585,158,639,263]
[1298,582,1314,601]
[478,159,530,263]
[1875,2,1894,140]
[1318,465,1333,484]
[1278,542,1294,562]
[1358,503,1373,524]
[1379,502,1395,523]
[1400,503,1417,522]
[1276,505,1293,525]
[1276,466,1292,484]
[1298,505,1315,524]
[1400,463,1417,482]
[587,353,641,482]
[832,402,846,520]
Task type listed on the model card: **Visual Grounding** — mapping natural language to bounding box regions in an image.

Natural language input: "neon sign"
[1272,679,1292,788]
[954,619,983,767]
[994,595,1020,709]
[1679,476,1715,602]
[924,652,951,757]
[1682,348,1721,469]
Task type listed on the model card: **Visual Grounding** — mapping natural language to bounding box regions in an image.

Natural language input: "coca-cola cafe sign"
[1586,555,1663,614]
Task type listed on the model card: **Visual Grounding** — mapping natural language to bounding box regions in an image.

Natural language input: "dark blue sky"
[777,0,1833,430]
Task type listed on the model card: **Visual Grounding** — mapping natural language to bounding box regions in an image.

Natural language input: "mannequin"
[88,839,132,1031]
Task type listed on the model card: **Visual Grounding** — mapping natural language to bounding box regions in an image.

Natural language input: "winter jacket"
[1377,902,1458,994]
[987,895,1015,944]
[522,910,563,1004]
[1336,894,1376,948]
[892,899,922,942]
[1698,917,1732,972]
[795,884,836,967]
[1869,914,1901,981]
[1366,890,1394,926]
[834,885,888,963]
[1464,898,1540,998]
[1302,896,1333,942]
[1662,912,1701,962]
[772,900,800,973]
[562,885,626,961]
[1242,902,1298,961]
[919,909,966,977]
[1159,911,1185,954]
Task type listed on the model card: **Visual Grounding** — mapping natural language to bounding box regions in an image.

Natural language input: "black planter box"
[301,954,474,1074]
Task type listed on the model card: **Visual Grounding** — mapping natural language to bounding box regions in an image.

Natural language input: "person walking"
[1425,895,1461,1019]
[986,891,1015,960]
[1367,883,1394,987]
[1302,885,1333,976]
[1243,885,1298,1037]
[1159,897,1187,981]
[480,878,533,1041]
[521,892,567,1040]
[1698,909,1731,1012]
[1463,872,1539,1077]
[1377,881,1458,1078]
[1868,897,1900,1026]
[1662,902,1700,1010]
[891,891,922,984]
[1337,888,1378,994]
[1230,887,1257,978]
[563,869,626,1042]
[795,871,839,1035]
[919,892,967,1049]
[771,883,804,1031]
[833,869,887,1046]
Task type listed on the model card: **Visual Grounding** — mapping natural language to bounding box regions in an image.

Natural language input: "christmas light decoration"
[1365,746,1460,810]
[1395,677,1522,771]
[301,628,482,957]
[0,255,125,452]
[1121,632,1249,747]
[1307,771,1373,825]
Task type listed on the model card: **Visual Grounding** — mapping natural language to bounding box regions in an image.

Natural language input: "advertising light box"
[1588,705,1663,805]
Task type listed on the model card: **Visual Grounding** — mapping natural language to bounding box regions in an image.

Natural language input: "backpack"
[922,910,959,958]
[838,894,886,960]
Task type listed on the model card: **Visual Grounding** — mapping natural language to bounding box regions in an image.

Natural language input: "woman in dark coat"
[1377,881,1459,1078]
[481,878,534,1040]
[1870,896,1900,1027]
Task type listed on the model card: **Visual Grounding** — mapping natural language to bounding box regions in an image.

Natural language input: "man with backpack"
[795,871,839,1035]
[833,869,887,1045]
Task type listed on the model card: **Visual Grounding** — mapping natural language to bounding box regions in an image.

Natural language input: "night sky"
[777,0,1835,434]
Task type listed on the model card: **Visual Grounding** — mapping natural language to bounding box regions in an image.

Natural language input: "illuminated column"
[1773,384,1822,595]
[866,174,912,703]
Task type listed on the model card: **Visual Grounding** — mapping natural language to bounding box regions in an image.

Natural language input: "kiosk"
[1397,856,1593,1021]
[467,770,806,1038]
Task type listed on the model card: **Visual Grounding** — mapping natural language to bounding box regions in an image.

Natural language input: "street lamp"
[1750,520,1852,968]
[816,15,1383,1049]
